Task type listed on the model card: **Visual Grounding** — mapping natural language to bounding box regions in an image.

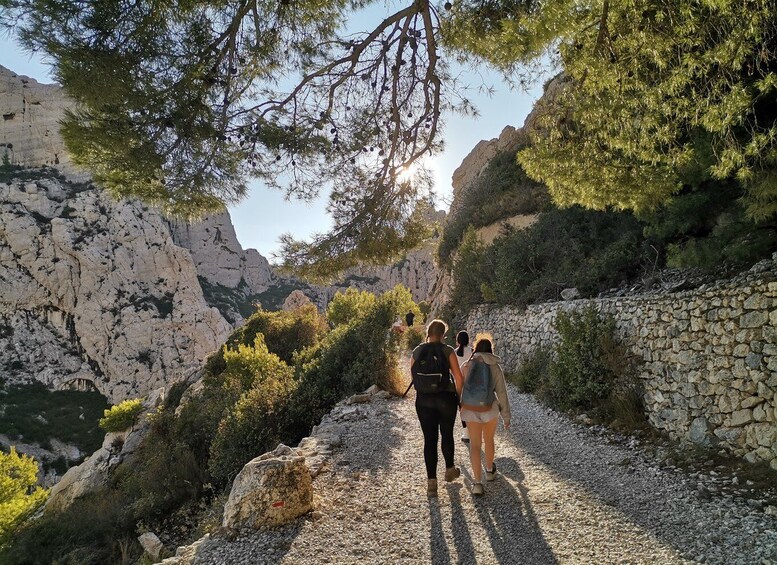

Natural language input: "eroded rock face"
[0,174,232,402]
[169,212,274,295]
[282,289,313,311]
[337,242,439,305]
[0,65,73,171]
[222,444,313,530]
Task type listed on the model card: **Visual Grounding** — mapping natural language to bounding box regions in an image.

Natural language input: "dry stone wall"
[465,256,777,470]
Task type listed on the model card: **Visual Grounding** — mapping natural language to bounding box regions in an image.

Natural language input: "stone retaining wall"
[465,257,777,470]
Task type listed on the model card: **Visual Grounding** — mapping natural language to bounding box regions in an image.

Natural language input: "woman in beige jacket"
[460,335,511,495]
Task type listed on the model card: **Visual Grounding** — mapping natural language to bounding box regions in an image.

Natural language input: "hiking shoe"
[485,463,498,482]
[445,466,461,482]
[471,483,484,496]
[427,479,438,497]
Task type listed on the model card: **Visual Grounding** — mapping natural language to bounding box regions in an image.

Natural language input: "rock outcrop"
[169,212,275,322]
[222,444,314,531]
[0,66,77,173]
[448,126,528,220]
[338,241,439,305]
[46,387,167,511]
[0,174,232,402]
[281,289,313,311]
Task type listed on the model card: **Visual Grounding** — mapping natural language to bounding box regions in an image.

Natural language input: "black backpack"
[405,343,451,396]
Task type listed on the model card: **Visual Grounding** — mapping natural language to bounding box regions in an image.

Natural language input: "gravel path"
[198,365,777,564]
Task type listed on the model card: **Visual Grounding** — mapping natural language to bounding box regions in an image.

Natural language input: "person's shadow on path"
[428,497,453,565]
[461,452,558,565]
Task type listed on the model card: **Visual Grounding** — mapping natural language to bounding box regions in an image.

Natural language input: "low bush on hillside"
[3,286,419,563]
[2,487,139,564]
[0,448,48,550]
[449,207,646,312]
[544,307,626,411]
[99,398,145,432]
[207,304,327,372]
[284,286,415,440]
[207,337,296,484]
[404,325,425,350]
[0,382,108,455]
[326,287,377,327]
[513,305,645,428]
[508,346,551,394]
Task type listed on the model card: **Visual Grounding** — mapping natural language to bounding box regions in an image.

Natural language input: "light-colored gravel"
[196,367,777,564]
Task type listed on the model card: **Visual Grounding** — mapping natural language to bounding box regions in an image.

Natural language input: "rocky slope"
[0,172,233,403]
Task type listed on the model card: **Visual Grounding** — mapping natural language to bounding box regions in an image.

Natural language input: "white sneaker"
[471,483,484,496]
[461,428,470,442]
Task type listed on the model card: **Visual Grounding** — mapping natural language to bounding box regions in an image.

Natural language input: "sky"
[0,19,545,260]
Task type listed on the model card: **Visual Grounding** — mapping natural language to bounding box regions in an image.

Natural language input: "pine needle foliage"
[0,448,48,549]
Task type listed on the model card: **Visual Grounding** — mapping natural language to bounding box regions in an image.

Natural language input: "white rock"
[0,65,74,171]
[282,290,313,311]
[222,444,313,530]
[0,176,232,403]
[138,532,164,560]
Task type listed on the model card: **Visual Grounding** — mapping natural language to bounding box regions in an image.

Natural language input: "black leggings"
[415,392,458,479]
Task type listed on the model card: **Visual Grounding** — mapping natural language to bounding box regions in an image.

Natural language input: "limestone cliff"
[0,173,233,402]
[0,66,74,171]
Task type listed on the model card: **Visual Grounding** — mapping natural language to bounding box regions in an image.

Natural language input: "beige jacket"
[462,352,512,425]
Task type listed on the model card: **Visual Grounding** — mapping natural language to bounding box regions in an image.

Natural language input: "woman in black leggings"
[411,319,465,496]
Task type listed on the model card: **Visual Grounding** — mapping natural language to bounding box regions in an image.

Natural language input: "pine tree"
[0,448,48,547]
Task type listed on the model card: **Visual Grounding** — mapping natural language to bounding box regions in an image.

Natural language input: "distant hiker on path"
[460,335,511,496]
[409,319,465,496]
[455,330,473,443]
[405,310,415,327]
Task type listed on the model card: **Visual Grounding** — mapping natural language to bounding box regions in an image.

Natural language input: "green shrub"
[509,346,551,393]
[99,399,145,432]
[326,287,377,327]
[512,305,645,428]
[417,300,431,323]
[2,487,138,565]
[449,227,490,307]
[216,304,327,367]
[208,338,296,485]
[542,305,623,410]
[404,325,425,350]
[0,448,48,549]
[285,285,415,441]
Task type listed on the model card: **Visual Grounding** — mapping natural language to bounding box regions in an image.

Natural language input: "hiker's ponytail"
[455,330,469,357]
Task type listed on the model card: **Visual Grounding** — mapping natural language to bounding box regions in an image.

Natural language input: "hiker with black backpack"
[460,334,511,496]
[408,319,465,496]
